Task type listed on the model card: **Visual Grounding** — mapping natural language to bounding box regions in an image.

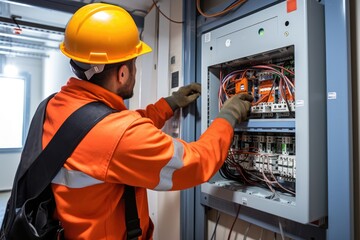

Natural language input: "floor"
[0,191,11,226]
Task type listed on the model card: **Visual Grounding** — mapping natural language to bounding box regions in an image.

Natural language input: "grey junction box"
[200,0,327,224]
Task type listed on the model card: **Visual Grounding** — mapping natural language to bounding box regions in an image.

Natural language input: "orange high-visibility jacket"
[43,78,233,240]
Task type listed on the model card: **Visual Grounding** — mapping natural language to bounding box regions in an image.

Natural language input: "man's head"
[70,58,136,99]
[59,3,151,98]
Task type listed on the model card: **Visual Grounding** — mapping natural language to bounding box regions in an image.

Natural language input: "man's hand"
[165,83,201,111]
[216,93,254,127]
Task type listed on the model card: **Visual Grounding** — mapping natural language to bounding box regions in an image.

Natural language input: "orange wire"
[196,0,247,18]
[151,0,184,24]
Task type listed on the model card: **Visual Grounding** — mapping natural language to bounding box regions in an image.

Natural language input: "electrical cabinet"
[200,0,326,224]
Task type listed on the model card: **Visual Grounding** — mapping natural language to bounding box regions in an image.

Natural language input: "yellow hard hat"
[60,3,152,64]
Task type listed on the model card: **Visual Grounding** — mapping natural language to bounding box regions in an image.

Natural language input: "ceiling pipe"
[0,31,62,44]
[0,49,49,58]
[0,16,64,34]
[0,39,59,50]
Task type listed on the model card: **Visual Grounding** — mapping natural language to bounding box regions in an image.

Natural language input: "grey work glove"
[165,83,201,111]
[216,93,254,127]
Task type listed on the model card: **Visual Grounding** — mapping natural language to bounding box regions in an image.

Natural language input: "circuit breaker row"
[231,133,296,179]
[251,101,295,117]
[236,153,296,178]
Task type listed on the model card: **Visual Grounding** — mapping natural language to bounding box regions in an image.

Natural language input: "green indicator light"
[258,28,265,36]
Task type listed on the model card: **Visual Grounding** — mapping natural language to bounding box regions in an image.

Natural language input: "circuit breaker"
[200,0,326,224]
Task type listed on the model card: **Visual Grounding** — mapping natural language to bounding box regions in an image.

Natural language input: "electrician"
[46,3,253,240]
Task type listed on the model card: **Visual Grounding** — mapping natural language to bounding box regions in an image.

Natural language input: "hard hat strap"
[84,64,105,80]
[70,60,105,81]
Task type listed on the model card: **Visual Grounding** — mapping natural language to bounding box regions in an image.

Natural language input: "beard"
[117,61,136,100]
[117,78,134,100]
[119,90,134,100]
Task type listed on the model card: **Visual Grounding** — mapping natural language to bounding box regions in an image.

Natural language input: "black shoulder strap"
[1,94,56,236]
[23,101,115,198]
[124,185,142,240]
[16,93,56,181]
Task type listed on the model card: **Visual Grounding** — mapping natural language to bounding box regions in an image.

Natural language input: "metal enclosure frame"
[181,0,354,239]
[324,0,354,239]
[200,0,326,224]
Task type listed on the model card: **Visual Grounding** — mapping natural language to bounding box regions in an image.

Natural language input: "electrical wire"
[227,205,241,240]
[218,64,295,108]
[222,148,296,196]
[210,211,221,240]
[262,171,277,195]
[151,0,184,24]
[226,152,257,185]
[269,171,295,195]
[243,223,252,240]
[146,2,156,14]
[11,15,22,32]
[259,228,264,240]
[196,0,248,18]
[278,219,285,240]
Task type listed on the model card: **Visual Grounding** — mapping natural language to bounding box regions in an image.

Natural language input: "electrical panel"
[200,0,326,224]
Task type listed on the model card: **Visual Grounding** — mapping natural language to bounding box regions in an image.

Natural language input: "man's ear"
[118,64,130,85]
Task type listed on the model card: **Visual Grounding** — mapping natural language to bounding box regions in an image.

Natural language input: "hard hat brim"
[60,40,152,64]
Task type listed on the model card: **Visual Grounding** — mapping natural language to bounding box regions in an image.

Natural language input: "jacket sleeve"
[135,98,174,129]
[106,117,233,190]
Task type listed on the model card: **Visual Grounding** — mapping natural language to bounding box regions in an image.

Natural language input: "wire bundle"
[220,148,296,196]
[218,62,295,112]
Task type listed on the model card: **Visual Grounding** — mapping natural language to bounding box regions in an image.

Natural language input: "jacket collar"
[62,77,128,111]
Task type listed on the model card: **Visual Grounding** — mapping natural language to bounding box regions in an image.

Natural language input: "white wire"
[243,223,252,240]
[278,219,285,240]
[259,228,264,240]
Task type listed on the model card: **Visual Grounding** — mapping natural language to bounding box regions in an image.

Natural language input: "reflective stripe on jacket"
[43,78,233,240]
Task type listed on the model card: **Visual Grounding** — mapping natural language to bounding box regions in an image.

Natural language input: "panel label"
[328,92,337,100]
[204,32,211,43]
[296,99,304,107]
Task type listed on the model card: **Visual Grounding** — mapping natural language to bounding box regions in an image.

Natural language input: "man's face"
[118,58,136,100]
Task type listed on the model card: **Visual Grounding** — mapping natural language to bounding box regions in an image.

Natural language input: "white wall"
[0,56,43,190]
[130,3,159,110]
[155,1,182,240]
[132,5,160,240]
[129,1,182,239]
[43,50,73,97]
